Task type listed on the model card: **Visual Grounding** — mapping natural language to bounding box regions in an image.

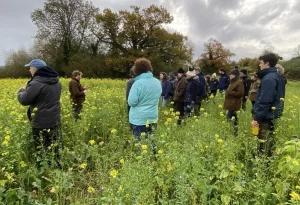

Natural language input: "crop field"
[0,78,300,204]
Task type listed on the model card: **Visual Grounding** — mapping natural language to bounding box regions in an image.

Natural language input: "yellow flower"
[218,104,223,108]
[49,187,56,194]
[215,134,219,138]
[175,111,180,116]
[99,141,104,146]
[231,116,235,120]
[109,169,118,178]
[140,132,146,137]
[158,150,163,154]
[286,156,292,161]
[80,163,87,169]
[220,112,224,117]
[87,186,95,193]
[293,160,299,166]
[142,150,147,154]
[20,161,27,168]
[296,186,300,190]
[200,108,205,111]
[167,118,172,122]
[141,144,147,150]
[290,191,300,201]
[271,106,276,110]
[217,139,223,143]
[170,108,174,112]
[120,159,125,165]
[175,116,179,120]
[111,129,117,134]
[280,98,284,101]
[170,101,174,105]
[2,140,9,146]
[33,107,38,112]
[89,140,95,145]
[163,111,169,115]
[4,135,10,141]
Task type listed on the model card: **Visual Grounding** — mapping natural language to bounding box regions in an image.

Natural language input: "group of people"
[17,52,285,168]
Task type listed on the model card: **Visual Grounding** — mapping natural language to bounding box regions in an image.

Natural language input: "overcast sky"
[0,0,299,65]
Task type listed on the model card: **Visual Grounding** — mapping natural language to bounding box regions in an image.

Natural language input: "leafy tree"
[237,57,260,72]
[195,38,234,73]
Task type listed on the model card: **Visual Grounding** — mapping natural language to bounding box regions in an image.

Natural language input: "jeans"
[227,110,238,136]
[257,120,275,157]
[175,101,185,125]
[161,96,169,107]
[73,104,83,120]
[132,123,157,140]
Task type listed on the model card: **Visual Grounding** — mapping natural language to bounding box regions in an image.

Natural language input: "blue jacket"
[161,79,172,99]
[219,73,230,90]
[209,79,219,91]
[128,72,162,125]
[197,73,206,98]
[254,67,285,121]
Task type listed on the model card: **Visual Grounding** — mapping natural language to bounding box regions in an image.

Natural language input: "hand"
[251,120,259,127]
[83,85,88,90]
[83,89,87,94]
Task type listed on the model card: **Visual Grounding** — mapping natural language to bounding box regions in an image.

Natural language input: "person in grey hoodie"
[18,59,62,168]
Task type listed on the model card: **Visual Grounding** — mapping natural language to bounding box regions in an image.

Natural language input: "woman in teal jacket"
[128,58,162,138]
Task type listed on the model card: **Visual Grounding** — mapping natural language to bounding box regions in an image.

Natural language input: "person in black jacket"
[218,68,230,94]
[184,67,199,116]
[252,53,286,157]
[18,59,62,168]
[160,72,172,108]
[126,68,135,113]
[240,69,251,111]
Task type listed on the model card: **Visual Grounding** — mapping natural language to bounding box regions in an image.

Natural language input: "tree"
[294,45,300,57]
[237,57,260,72]
[94,5,193,74]
[195,38,234,73]
[31,0,98,74]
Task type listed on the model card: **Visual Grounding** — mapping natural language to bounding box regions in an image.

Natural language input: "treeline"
[1,0,300,79]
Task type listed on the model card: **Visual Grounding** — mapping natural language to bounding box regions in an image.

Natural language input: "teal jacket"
[128,72,162,125]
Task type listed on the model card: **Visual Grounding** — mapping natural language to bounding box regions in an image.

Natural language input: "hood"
[29,66,59,85]
[257,67,277,79]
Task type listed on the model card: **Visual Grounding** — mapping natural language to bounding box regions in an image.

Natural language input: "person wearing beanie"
[173,68,187,125]
[223,69,245,136]
[184,67,199,116]
[239,69,251,111]
[18,59,62,168]
[210,73,219,97]
[218,68,230,94]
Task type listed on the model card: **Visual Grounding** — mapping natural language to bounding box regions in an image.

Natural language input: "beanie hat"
[230,69,240,77]
[240,69,248,75]
[194,66,201,71]
[25,59,47,69]
[177,68,185,74]
[211,73,217,78]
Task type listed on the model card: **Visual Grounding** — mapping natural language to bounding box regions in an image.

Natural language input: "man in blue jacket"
[218,68,230,94]
[252,53,285,157]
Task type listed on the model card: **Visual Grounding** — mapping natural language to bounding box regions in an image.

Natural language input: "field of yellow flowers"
[0,78,300,204]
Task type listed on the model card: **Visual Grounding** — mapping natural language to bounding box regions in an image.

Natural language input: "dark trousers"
[251,101,255,116]
[73,104,83,120]
[258,120,275,157]
[32,125,62,168]
[132,123,157,139]
[211,90,217,97]
[227,110,238,136]
[175,101,185,125]
[242,98,247,111]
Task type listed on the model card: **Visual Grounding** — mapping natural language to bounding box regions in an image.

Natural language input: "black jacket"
[241,75,251,97]
[254,67,285,121]
[184,77,199,103]
[18,66,61,128]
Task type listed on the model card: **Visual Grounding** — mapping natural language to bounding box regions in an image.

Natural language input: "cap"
[25,59,47,69]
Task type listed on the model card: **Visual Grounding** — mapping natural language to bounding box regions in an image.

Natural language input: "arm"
[164,81,172,99]
[128,82,141,107]
[18,81,41,106]
[227,82,244,98]
[254,78,277,121]
[126,79,134,100]
[71,81,85,97]
[177,80,187,97]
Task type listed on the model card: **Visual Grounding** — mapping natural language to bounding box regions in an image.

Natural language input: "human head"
[25,59,47,76]
[169,72,176,80]
[259,53,278,70]
[240,69,248,77]
[160,72,168,80]
[251,72,258,80]
[129,67,135,78]
[133,58,153,76]
[276,64,285,75]
[177,68,185,78]
[194,66,201,75]
[72,70,83,80]
[234,65,239,70]
[211,73,217,79]
[219,68,226,74]
[186,67,196,77]
[230,69,240,80]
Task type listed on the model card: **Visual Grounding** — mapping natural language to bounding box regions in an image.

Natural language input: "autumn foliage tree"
[195,38,234,73]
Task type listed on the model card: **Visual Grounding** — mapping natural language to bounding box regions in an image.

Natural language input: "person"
[240,69,251,111]
[205,75,211,100]
[184,67,199,116]
[218,68,230,94]
[209,73,219,97]
[159,72,172,107]
[252,53,285,157]
[276,64,287,84]
[168,72,177,101]
[69,70,87,120]
[233,65,239,71]
[17,59,62,168]
[223,69,244,136]
[194,67,206,112]
[248,72,260,114]
[173,68,187,125]
[126,68,135,113]
[128,58,162,139]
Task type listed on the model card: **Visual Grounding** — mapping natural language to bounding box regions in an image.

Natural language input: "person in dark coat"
[240,69,252,111]
[184,67,199,116]
[160,72,172,107]
[18,59,62,168]
[194,67,206,115]
[218,68,230,94]
[209,73,219,97]
[126,68,135,113]
[276,64,287,85]
[173,68,187,125]
[69,70,87,120]
[223,69,245,136]
[168,72,177,100]
[248,72,260,115]
[252,53,286,157]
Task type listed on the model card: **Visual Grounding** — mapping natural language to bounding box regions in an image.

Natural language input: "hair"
[169,72,176,80]
[276,64,285,75]
[129,67,135,77]
[72,70,81,77]
[160,72,168,80]
[259,53,279,67]
[240,69,248,75]
[219,68,226,73]
[194,66,201,72]
[234,65,239,69]
[133,58,153,76]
